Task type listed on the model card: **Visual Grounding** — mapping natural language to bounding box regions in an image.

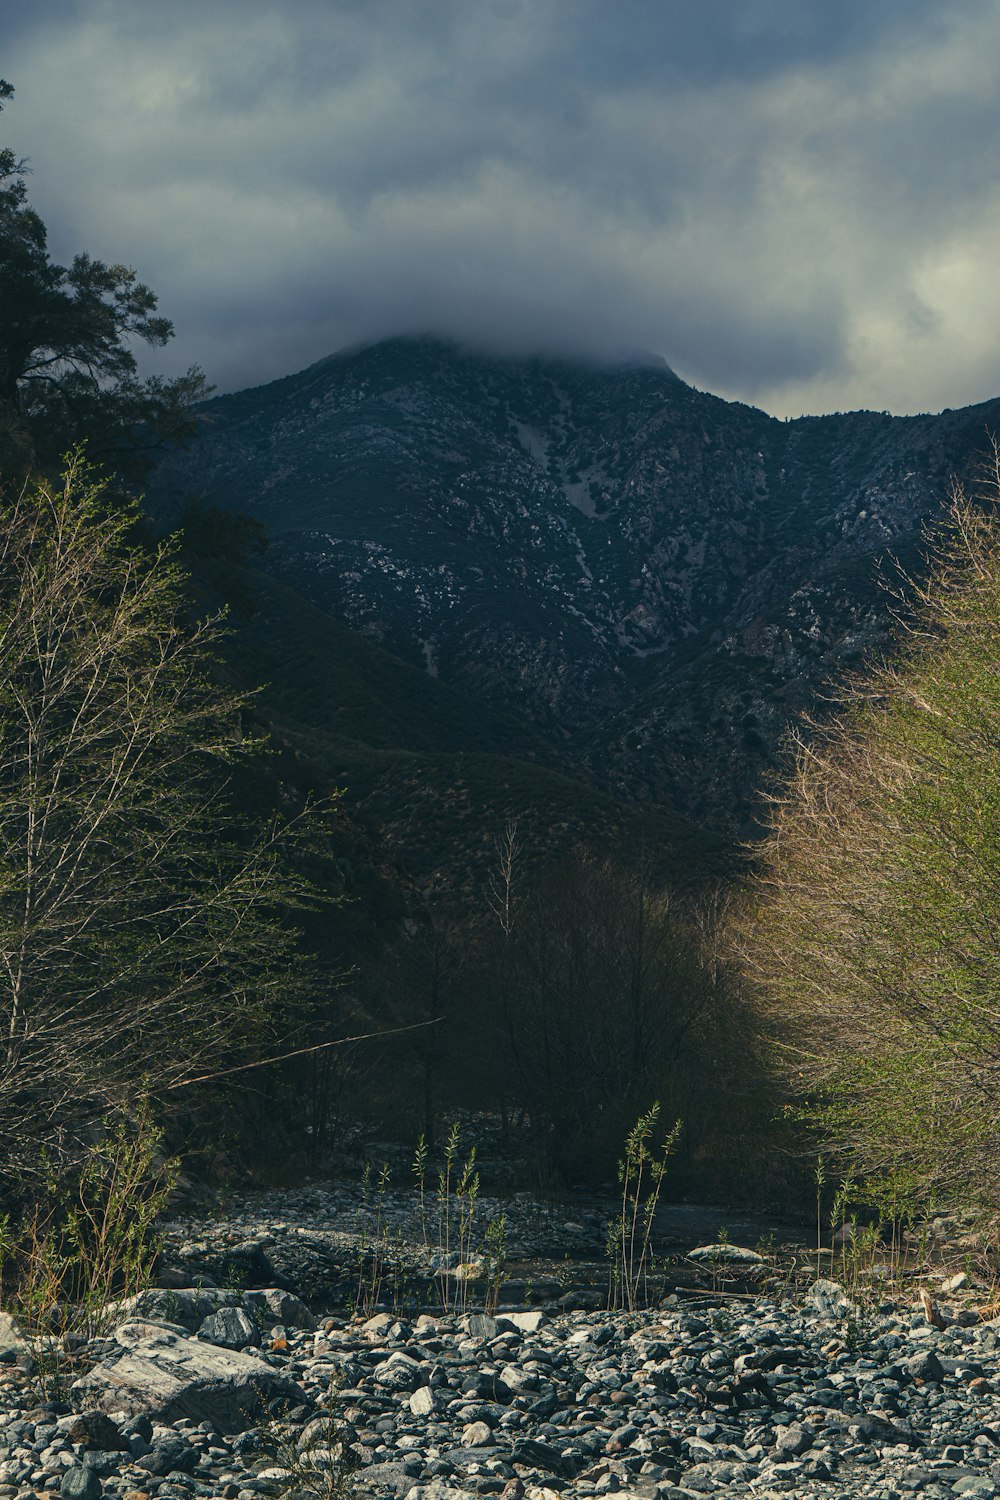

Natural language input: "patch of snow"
[561,479,597,518]
[418,638,439,678]
[513,421,550,467]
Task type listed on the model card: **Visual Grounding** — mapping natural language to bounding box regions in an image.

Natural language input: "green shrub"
[743,469,1000,1211]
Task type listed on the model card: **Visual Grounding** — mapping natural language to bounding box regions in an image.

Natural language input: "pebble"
[2,1186,999,1500]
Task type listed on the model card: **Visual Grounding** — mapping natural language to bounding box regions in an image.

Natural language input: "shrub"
[742,468,1000,1211]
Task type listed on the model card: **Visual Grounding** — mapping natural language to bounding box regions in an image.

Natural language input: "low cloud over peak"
[6,0,1000,417]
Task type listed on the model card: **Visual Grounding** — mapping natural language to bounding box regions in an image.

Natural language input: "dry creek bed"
[1,1181,999,1500]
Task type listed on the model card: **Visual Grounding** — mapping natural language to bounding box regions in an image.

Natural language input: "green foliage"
[258,1380,357,1500]
[0,79,210,481]
[0,1104,176,1399]
[606,1104,680,1311]
[744,469,1000,1210]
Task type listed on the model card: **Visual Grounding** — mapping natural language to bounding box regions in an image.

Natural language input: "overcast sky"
[6,0,1000,416]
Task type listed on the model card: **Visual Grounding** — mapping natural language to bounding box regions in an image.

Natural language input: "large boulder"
[108,1285,316,1335]
[71,1325,306,1431]
[108,1288,239,1331]
[243,1288,317,1332]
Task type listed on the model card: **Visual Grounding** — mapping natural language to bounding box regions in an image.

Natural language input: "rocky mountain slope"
[153,337,1000,833]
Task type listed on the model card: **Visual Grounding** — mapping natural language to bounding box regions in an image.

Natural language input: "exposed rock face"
[71,1322,304,1428]
[152,336,1000,828]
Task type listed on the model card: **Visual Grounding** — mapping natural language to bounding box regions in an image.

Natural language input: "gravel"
[1,1185,998,1500]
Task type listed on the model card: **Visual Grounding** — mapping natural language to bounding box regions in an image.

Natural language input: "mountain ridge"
[152,336,1000,836]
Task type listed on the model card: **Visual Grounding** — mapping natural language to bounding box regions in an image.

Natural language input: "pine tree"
[0,80,210,481]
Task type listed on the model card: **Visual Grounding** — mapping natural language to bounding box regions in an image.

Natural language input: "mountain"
[152,336,1000,839]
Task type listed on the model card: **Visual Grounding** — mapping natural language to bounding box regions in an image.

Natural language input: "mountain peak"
[304,334,682,383]
[154,338,1000,831]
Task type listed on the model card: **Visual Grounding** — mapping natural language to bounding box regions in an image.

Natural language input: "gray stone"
[688,1243,763,1264]
[198,1306,260,1349]
[409,1385,438,1417]
[71,1327,305,1430]
[498,1309,548,1335]
[808,1278,854,1317]
[135,1432,199,1476]
[59,1468,102,1500]
[499,1362,536,1394]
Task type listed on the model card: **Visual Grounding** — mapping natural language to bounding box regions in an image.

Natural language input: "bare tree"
[0,456,314,1170]
[482,849,738,1175]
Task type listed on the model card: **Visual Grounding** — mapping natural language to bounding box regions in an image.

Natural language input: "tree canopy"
[742,468,1000,1211]
[0,80,211,481]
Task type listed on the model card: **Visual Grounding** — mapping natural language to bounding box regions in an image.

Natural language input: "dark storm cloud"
[5,0,1000,414]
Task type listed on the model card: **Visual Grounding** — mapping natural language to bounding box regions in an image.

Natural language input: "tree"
[474,847,747,1178]
[0,80,211,481]
[0,455,316,1175]
[742,470,1000,1211]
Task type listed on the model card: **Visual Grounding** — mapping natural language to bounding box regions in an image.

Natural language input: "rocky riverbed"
[2,1183,1000,1500]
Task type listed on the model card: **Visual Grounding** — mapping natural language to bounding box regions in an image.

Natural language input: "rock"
[906,1348,946,1382]
[71,1328,305,1429]
[499,1362,535,1394]
[498,1311,548,1335]
[362,1312,397,1340]
[135,1433,199,1476]
[197,1306,260,1349]
[243,1288,316,1331]
[0,1312,23,1364]
[688,1243,763,1264]
[942,1272,970,1293]
[409,1385,438,1416]
[59,1468,102,1500]
[808,1278,853,1317]
[66,1411,127,1451]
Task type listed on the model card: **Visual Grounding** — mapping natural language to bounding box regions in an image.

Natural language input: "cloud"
[5,0,1000,415]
